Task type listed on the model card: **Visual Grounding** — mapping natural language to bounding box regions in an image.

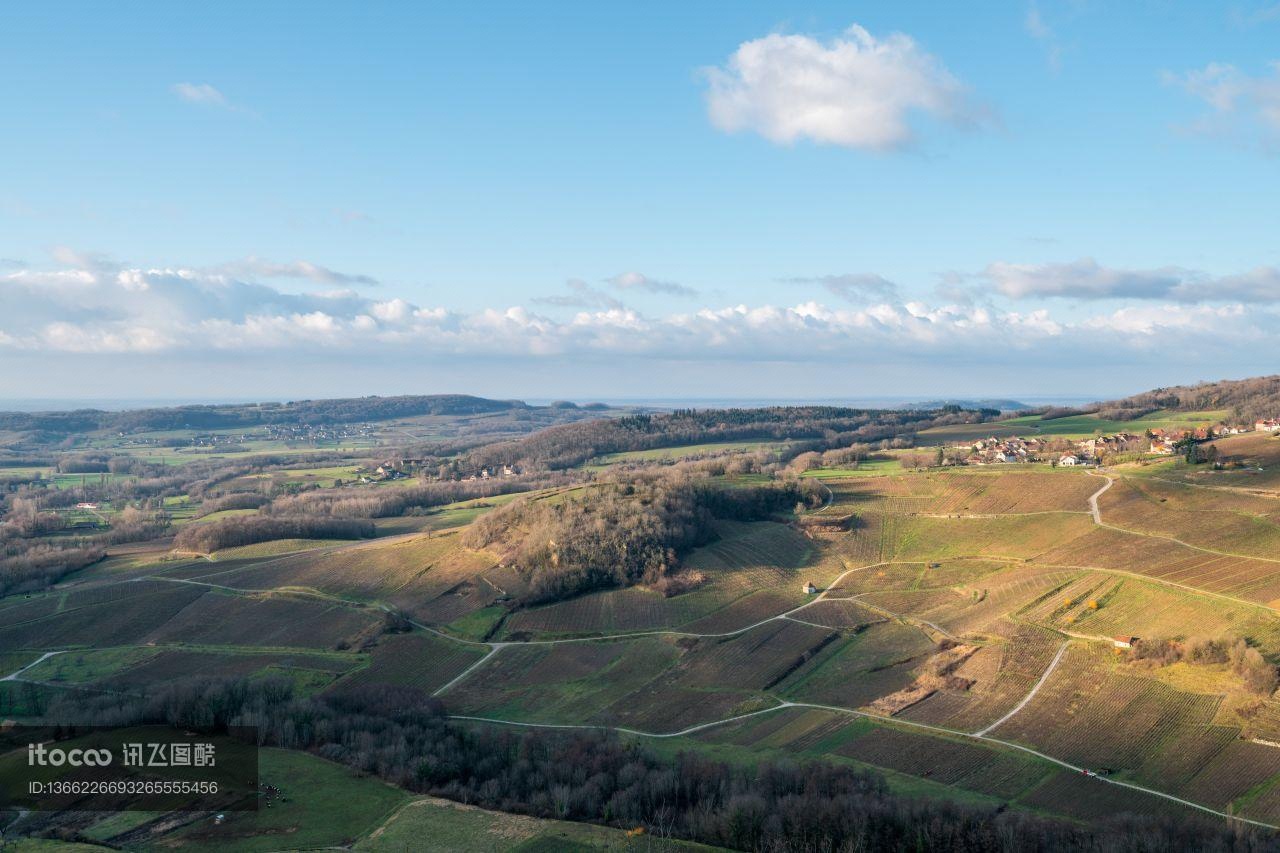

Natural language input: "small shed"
[1113,635,1138,649]
[802,581,818,595]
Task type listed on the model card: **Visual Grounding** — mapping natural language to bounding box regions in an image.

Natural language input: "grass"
[21,646,160,683]
[0,650,41,677]
[212,538,350,559]
[81,810,166,843]
[917,409,1229,444]
[800,458,903,478]
[1000,409,1230,438]
[445,604,507,641]
[150,748,410,852]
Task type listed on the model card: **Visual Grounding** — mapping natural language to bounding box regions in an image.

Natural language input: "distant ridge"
[902,399,1031,412]
[0,394,530,434]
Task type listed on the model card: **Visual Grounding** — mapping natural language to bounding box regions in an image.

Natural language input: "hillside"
[1097,375,1280,424]
[465,405,996,470]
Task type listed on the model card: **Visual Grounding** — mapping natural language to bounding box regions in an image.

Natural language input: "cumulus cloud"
[983,257,1280,302]
[787,273,900,303]
[703,24,986,150]
[1165,62,1280,145]
[170,82,230,107]
[605,271,697,297]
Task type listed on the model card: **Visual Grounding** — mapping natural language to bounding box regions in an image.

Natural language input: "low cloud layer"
[1,255,1276,381]
[703,24,985,150]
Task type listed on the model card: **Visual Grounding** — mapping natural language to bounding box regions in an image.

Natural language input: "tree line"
[38,677,1280,853]
[171,516,376,554]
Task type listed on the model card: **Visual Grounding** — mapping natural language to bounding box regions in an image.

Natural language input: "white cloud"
[170,82,230,107]
[703,24,985,151]
[606,271,697,297]
[984,258,1186,300]
[1165,62,1280,145]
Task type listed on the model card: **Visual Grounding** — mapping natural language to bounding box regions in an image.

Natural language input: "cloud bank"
[1,255,1277,379]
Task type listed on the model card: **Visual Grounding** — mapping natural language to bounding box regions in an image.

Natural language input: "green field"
[146,749,410,851]
[918,408,1229,443]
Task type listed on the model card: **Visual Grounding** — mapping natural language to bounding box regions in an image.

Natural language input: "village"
[356,457,522,483]
[957,417,1280,467]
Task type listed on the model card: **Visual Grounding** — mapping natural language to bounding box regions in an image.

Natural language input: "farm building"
[1058,455,1079,466]
[1112,635,1139,649]
[802,581,818,595]
[1257,419,1280,432]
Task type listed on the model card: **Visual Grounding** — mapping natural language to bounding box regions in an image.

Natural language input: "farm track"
[972,641,1069,737]
[1087,469,1280,566]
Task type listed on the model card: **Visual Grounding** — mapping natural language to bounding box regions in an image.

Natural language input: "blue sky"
[2,2,1279,402]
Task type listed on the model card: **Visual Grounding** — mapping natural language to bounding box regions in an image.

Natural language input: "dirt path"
[1086,470,1113,523]
[433,646,505,696]
[972,640,1068,736]
[1,650,62,681]
[1086,469,1280,566]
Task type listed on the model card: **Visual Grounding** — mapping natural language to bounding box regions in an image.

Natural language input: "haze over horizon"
[4,2,1280,399]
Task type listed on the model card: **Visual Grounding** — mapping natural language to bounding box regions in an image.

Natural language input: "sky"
[2,1,1279,404]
